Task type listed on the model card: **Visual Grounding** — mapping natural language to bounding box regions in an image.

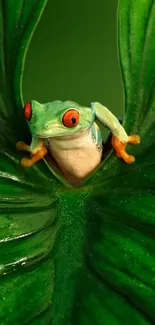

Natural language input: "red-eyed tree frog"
[16,100,140,184]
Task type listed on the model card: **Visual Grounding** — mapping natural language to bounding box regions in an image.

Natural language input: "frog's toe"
[128,134,141,145]
[21,158,33,167]
[117,150,135,164]
[16,141,30,151]
[125,154,135,164]
[112,135,136,164]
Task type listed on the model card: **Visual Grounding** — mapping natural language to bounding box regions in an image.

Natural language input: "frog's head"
[23,100,94,138]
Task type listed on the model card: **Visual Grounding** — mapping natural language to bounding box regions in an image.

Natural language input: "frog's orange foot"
[16,141,30,152]
[20,147,48,168]
[21,158,33,167]
[112,135,136,164]
[128,134,141,145]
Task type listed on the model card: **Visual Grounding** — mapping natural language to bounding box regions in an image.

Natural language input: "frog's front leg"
[112,134,141,164]
[21,147,47,167]
[92,102,141,164]
[16,137,47,167]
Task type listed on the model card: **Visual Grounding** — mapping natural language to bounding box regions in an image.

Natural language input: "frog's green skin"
[29,100,128,151]
[17,100,139,185]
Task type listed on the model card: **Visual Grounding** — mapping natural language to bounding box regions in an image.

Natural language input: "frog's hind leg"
[16,141,30,152]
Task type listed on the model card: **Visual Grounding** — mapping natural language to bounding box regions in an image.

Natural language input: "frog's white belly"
[48,129,102,185]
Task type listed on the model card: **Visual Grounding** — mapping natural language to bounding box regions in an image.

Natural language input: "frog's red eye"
[62,109,80,127]
[23,102,32,121]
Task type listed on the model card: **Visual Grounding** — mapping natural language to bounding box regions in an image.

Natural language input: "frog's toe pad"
[128,134,141,145]
[21,158,33,167]
[126,155,135,164]
[117,150,135,164]
[16,141,29,151]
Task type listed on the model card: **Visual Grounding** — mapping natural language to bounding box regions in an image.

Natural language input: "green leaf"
[75,1,155,324]
[0,0,48,142]
[0,0,155,324]
[0,1,59,324]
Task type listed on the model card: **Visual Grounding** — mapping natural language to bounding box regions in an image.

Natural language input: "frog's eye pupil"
[71,116,76,124]
[62,109,80,127]
[23,102,32,121]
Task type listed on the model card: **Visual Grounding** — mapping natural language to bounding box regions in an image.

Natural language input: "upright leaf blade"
[0,0,48,145]
[0,1,60,324]
[118,0,155,136]
[73,1,155,324]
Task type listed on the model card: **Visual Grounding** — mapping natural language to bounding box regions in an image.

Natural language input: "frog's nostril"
[45,124,49,129]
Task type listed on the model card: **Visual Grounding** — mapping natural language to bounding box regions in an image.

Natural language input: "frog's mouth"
[35,132,64,139]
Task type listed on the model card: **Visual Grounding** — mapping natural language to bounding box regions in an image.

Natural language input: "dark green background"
[23,0,123,123]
